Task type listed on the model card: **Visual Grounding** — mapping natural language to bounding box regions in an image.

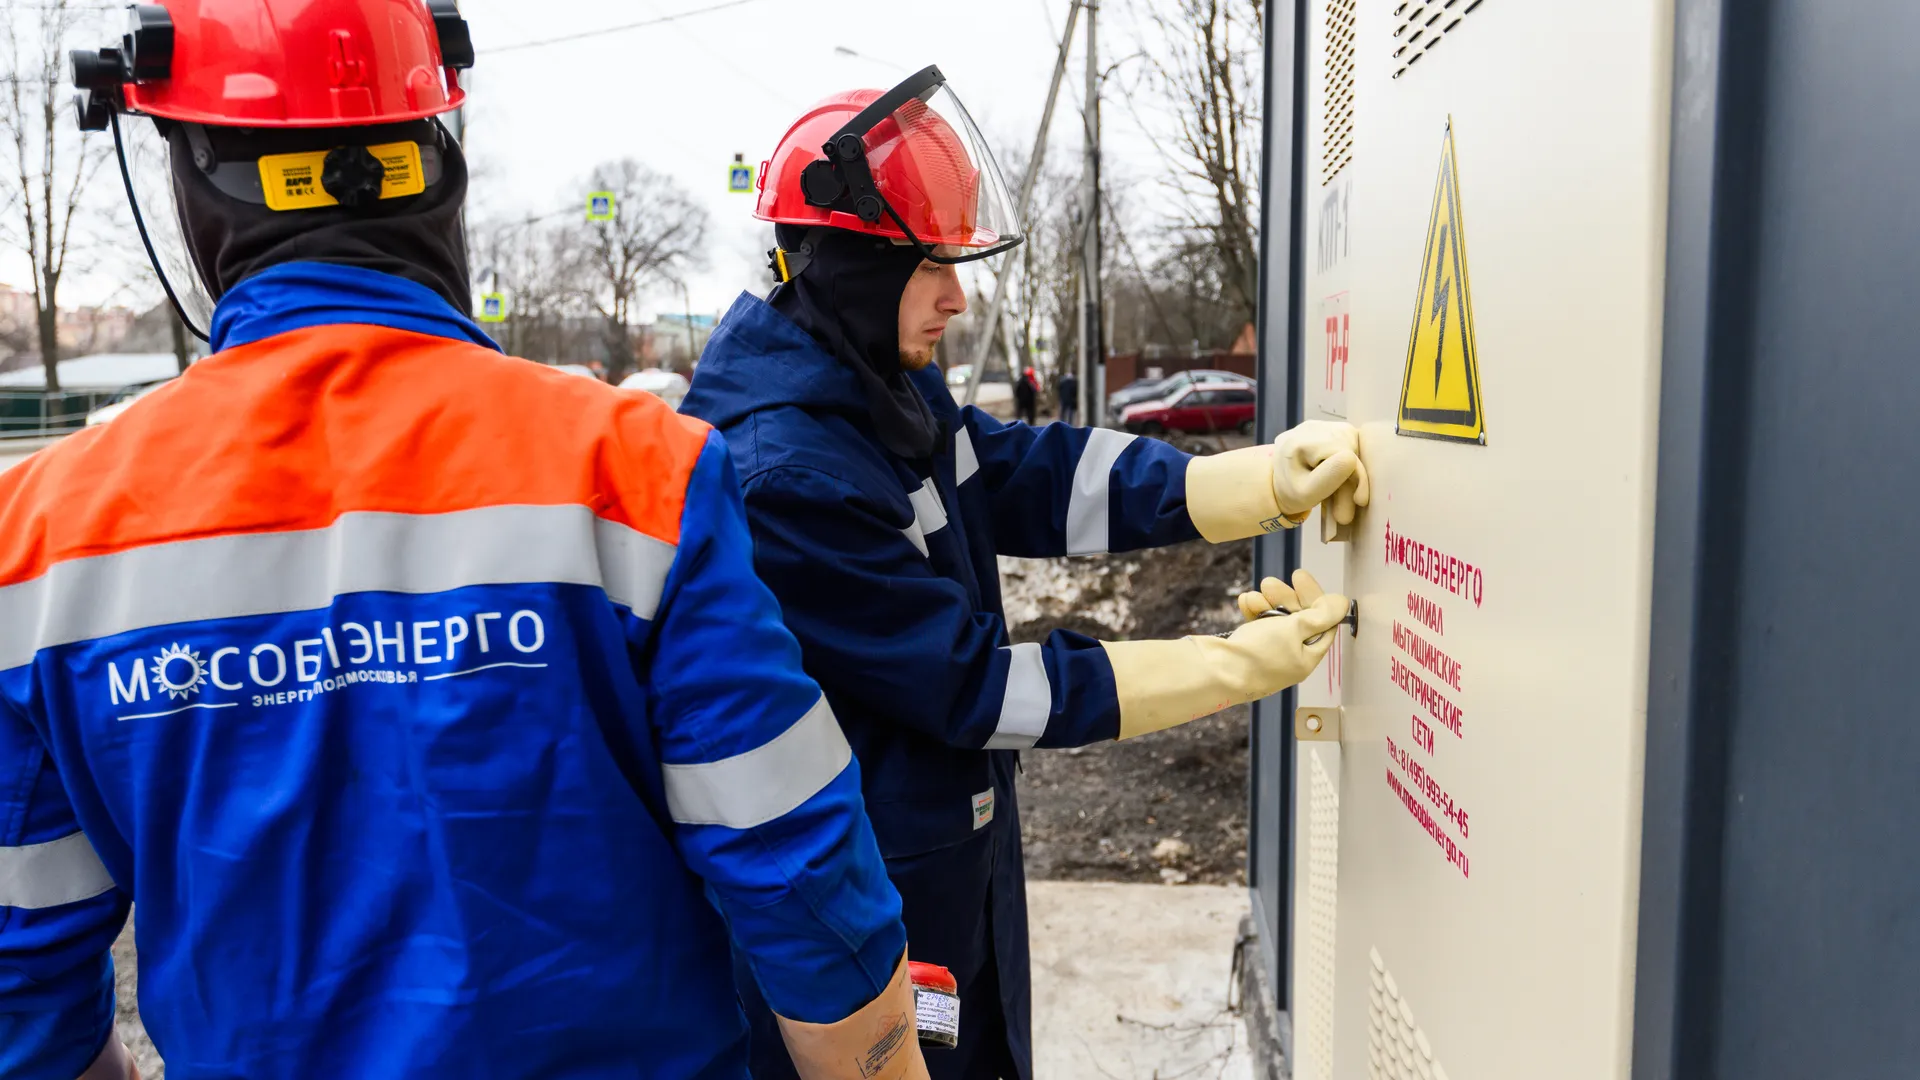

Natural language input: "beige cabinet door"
[1292,2,1676,1078]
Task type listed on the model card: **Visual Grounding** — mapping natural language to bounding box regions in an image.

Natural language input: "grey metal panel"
[1714,0,1920,1074]
[1633,0,1748,1074]
[1640,0,1920,1076]
[1248,0,1307,1002]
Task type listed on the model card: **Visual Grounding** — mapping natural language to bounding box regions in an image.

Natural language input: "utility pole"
[677,278,698,373]
[962,0,1082,408]
[1078,0,1103,426]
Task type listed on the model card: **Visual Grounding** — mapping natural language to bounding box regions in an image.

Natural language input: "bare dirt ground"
[1004,536,1257,887]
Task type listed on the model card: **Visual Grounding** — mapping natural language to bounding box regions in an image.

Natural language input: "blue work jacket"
[682,294,1203,1080]
[0,266,905,1080]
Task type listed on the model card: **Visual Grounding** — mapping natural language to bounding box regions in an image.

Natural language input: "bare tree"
[0,0,111,390]
[470,213,593,364]
[1010,163,1080,386]
[1107,221,1249,357]
[569,160,708,385]
[168,306,190,373]
[1124,0,1263,333]
[975,149,1087,401]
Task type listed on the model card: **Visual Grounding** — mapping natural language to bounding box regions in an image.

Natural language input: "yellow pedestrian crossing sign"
[587,192,616,221]
[1397,119,1485,445]
[479,293,507,323]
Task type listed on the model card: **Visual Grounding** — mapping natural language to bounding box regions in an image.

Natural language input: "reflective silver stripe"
[984,642,1052,749]
[1063,429,1138,556]
[909,479,948,537]
[591,515,677,618]
[902,519,930,557]
[0,505,678,670]
[900,478,949,557]
[662,695,852,829]
[0,830,114,910]
[954,426,981,484]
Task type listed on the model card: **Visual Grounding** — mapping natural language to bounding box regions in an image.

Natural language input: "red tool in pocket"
[909,962,960,1049]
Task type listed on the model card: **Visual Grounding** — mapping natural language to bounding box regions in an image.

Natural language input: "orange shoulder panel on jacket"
[0,324,712,588]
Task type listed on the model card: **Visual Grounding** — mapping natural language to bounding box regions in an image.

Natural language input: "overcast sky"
[457,0,1183,319]
[12,0,1224,322]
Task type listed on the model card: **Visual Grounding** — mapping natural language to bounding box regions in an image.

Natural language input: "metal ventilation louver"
[1366,947,1453,1080]
[1300,748,1342,1080]
[1322,0,1357,184]
[1391,0,1487,79]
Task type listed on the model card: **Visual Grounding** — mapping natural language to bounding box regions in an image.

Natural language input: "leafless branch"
[0,0,114,387]
[551,159,709,382]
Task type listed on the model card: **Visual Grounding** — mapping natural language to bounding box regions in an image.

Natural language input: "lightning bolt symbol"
[1428,223,1451,399]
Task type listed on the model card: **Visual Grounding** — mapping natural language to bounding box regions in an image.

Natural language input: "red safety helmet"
[759,65,1023,276]
[70,0,475,342]
[72,0,472,129]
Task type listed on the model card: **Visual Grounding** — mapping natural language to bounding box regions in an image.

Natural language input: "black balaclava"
[168,119,473,315]
[768,223,942,461]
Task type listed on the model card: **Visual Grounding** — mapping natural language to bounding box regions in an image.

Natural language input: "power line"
[481,0,770,55]
[643,0,786,99]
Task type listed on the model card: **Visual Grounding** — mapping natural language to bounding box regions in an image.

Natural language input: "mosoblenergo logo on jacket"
[105,608,550,721]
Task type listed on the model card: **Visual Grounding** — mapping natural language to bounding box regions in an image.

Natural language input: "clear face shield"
[800,65,1025,264]
[111,112,218,341]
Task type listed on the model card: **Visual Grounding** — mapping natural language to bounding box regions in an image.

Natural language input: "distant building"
[0,285,37,373]
[649,312,719,372]
[58,305,136,353]
[0,352,181,391]
[1229,321,1257,356]
[0,282,140,371]
[0,283,35,327]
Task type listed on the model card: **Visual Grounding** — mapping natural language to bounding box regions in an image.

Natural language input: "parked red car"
[1120,384,1258,435]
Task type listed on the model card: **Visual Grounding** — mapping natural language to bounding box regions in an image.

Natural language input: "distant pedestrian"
[1014,365,1039,425]
[1057,370,1080,426]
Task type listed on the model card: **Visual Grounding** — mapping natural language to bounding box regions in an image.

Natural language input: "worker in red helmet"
[0,4,929,1079]
[682,66,1368,1080]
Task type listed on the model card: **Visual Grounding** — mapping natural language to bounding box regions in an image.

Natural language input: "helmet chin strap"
[111,110,210,342]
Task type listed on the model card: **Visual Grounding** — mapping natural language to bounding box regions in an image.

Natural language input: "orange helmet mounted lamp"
[759,65,1024,278]
[69,0,475,343]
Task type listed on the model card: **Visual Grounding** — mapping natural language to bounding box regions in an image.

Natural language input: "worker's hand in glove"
[1184,421,1368,543]
[1272,420,1369,526]
[1102,574,1348,739]
[1236,569,1327,623]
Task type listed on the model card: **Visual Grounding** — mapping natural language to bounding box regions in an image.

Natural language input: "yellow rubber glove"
[1274,420,1369,529]
[776,954,931,1080]
[1184,421,1369,543]
[1101,576,1348,740]
[1236,569,1326,622]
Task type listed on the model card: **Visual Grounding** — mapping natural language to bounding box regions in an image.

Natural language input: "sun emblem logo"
[151,643,206,700]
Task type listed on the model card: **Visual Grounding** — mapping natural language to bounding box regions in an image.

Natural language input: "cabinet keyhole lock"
[1296,599,1359,647]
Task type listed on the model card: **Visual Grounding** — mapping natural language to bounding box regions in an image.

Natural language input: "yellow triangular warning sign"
[1397,120,1485,445]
